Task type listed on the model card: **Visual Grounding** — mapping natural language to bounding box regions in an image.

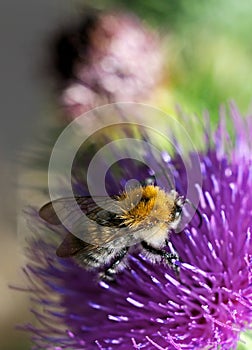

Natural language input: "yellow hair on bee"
[118,185,176,228]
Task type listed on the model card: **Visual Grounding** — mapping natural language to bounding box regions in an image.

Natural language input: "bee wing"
[39,196,119,225]
[56,232,97,257]
[39,196,130,247]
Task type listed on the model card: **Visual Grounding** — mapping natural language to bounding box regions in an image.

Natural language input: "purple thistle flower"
[22,105,252,349]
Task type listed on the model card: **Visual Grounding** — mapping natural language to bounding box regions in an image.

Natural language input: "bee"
[39,185,201,281]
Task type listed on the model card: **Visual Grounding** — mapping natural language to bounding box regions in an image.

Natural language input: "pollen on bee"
[118,185,176,228]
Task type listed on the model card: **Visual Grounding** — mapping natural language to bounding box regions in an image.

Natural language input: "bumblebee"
[39,185,201,280]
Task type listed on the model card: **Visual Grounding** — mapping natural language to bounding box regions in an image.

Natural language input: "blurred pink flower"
[52,12,163,119]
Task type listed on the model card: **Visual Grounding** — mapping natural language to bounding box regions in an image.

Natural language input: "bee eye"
[174,205,182,218]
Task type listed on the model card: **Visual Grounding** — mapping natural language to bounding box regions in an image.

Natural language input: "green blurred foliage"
[81,0,252,124]
[237,330,252,350]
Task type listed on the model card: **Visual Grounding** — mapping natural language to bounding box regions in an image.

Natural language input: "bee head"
[173,194,202,229]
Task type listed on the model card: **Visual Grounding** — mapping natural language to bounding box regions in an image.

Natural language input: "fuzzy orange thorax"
[118,185,176,228]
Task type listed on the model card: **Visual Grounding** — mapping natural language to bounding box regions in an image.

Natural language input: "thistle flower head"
[51,11,163,119]
[23,105,252,349]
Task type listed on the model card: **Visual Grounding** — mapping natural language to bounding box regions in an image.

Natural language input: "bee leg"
[141,241,180,275]
[164,252,180,276]
[99,247,129,282]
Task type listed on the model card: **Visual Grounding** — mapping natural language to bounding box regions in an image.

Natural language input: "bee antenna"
[184,199,202,228]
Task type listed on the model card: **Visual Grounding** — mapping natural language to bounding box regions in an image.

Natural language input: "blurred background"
[1,0,252,349]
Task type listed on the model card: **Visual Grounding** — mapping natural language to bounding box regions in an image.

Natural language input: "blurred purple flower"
[23,105,252,349]
[51,11,163,119]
